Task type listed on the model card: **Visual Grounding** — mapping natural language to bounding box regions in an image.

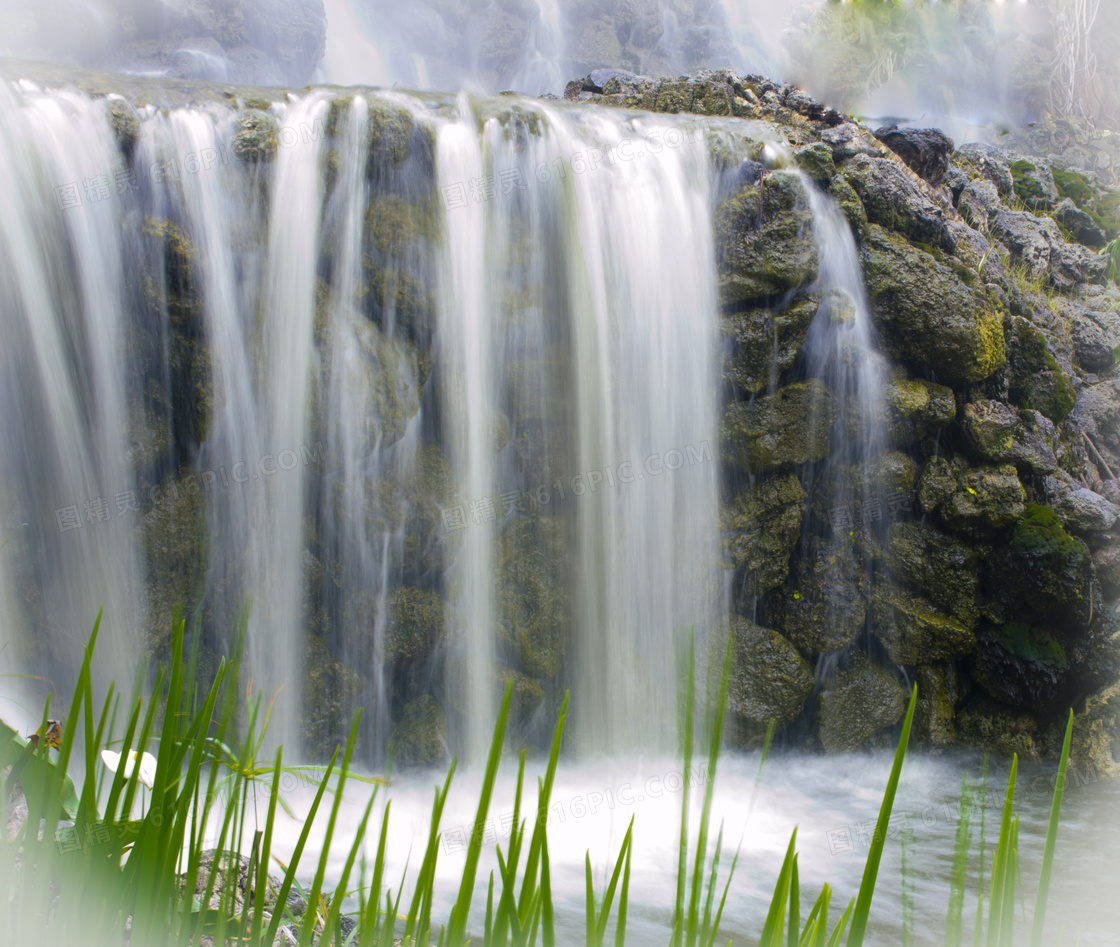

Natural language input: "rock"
[1009,158,1059,210]
[1061,299,1120,373]
[775,536,866,654]
[844,154,955,253]
[862,226,1006,386]
[721,473,806,596]
[715,171,819,305]
[1071,378,1120,471]
[873,126,955,185]
[820,123,881,162]
[968,622,1070,714]
[721,299,818,394]
[1093,546,1120,599]
[956,143,1014,197]
[107,99,140,154]
[985,505,1097,632]
[960,401,1058,474]
[957,179,1001,230]
[497,516,569,679]
[727,618,814,743]
[793,143,835,185]
[918,456,1026,539]
[573,18,623,70]
[496,666,545,725]
[477,9,531,67]
[827,176,868,239]
[1044,476,1118,534]
[989,209,1058,281]
[301,636,363,758]
[913,665,958,747]
[1005,316,1078,422]
[250,0,328,86]
[384,586,444,664]
[232,109,279,162]
[720,380,836,472]
[1053,198,1108,248]
[872,586,977,665]
[817,656,908,754]
[883,521,980,628]
[390,695,448,767]
[1049,239,1110,290]
[881,372,955,445]
[1069,679,1120,778]
[956,696,1041,760]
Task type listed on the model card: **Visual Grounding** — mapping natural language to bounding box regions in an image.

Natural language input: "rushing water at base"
[254,751,1120,945]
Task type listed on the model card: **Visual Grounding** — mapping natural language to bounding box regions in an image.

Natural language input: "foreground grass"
[1,611,1077,946]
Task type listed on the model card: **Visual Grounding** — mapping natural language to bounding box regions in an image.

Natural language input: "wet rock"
[913,665,958,747]
[1009,158,1059,210]
[817,656,908,754]
[775,536,866,654]
[1053,198,1107,248]
[384,586,444,665]
[873,125,955,186]
[968,622,1070,714]
[302,636,363,757]
[820,123,881,162]
[107,99,140,155]
[715,171,819,305]
[721,473,806,596]
[1044,475,1118,534]
[720,380,836,473]
[1069,679,1120,777]
[956,696,1041,760]
[990,210,1109,289]
[1049,239,1110,290]
[957,179,1001,230]
[497,516,569,679]
[883,521,980,628]
[844,154,955,253]
[390,695,448,767]
[495,666,545,725]
[863,226,1006,386]
[721,299,818,395]
[827,176,868,240]
[985,505,1096,632]
[1005,316,1078,422]
[881,372,955,446]
[727,618,814,744]
[1061,299,1120,373]
[960,401,1058,475]
[918,456,1026,539]
[793,142,835,185]
[872,586,977,665]
[1093,546,1120,599]
[232,109,279,162]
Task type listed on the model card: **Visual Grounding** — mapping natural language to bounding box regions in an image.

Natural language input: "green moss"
[1011,504,1084,560]
[384,587,444,663]
[232,110,279,162]
[243,95,276,112]
[368,101,416,166]
[720,380,836,472]
[998,622,1067,668]
[390,694,447,766]
[107,100,139,154]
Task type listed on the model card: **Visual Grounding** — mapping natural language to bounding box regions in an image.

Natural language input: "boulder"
[871,586,977,665]
[301,636,363,758]
[727,618,815,743]
[721,299,818,394]
[1053,198,1108,248]
[956,143,1014,197]
[793,142,835,185]
[1009,158,1059,210]
[715,172,819,305]
[913,665,958,747]
[959,401,1058,475]
[883,521,980,628]
[881,372,955,446]
[817,656,908,754]
[968,622,1070,714]
[863,226,1006,386]
[873,126,955,185]
[1044,475,1119,534]
[1004,316,1078,422]
[720,380,836,472]
[957,179,1001,230]
[721,473,806,596]
[1060,299,1120,373]
[775,536,867,654]
[844,154,955,253]
[820,123,881,162]
[956,696,1041,760]
[918,456,1026,539]
[390,695,448,767]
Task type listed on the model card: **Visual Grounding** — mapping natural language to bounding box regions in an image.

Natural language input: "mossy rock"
[390,695,448,767]
[955,696,1041,760]
[720,473,806,597]
[1009,159,1058,211]
[497,515,569,679]
[301,636,363,759]
[984,504,1096,631]
[720,380,836,473]
[817,656,908,754]
[918,456,1025,539]
[715,171,819,305]
[881,372,955,445]
[232,110,279,162]
[1005,316,1077,423]
[794,142,835,185]
[363,196,438,347]
[863,226,1006,385]
[959,401,1057,475]
[871,585,977,665]
[827,176,868,241]
[721,299,818,395]
[844,154,955,252]
[883,521,979,628]
[384,586,444,664]
[967,621,1069,714]
[913,665,958,748]
[727,618,814,746]
[107,99,140,155]
[1069,679,1120,778]
[495,666,546,726]
[368,99,419,167]
[774,535,866,654]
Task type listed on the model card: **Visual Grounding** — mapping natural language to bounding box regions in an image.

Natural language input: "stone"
[883,521,980,628]
[1061,300,1120,373]
[872,586,976,665]
[301,636,363,758]
[775,536,866,654]
[721,473,806,596]
[989,209,1057,281]
[873,126,955,185]
[913,665,958,747]
[817,656,908,754]
[390,695,447,767]
[827,176,868,240]
[1009,158,1059,210]
[1053,198,1107,248]
[721,299,818,394]
[793,142,835,185]
[232,109,279,162]
[918,456,1026,539]
[956,143,1014,197]
[715,171,819,305]
[720,380,836,473]
[1093,546,1120,599]
[1004,316,1078,422]
[844,154,955,253]
[956,696,1041,760]
[1069,679,1120,778]
[881,372,955,446]
[960,401,1058,475]
[968,622,1070,714]
[727,618,814,742]
[863,226,1006,386]
[384,586,444,664]
[957,179,1001,230]
[820,123,881,162]
[1045,476,1119,534]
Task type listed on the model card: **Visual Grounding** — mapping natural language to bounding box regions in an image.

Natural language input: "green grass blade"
[759,828,798,947]
[1030,709,1073,947]
[946,775,974,947]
